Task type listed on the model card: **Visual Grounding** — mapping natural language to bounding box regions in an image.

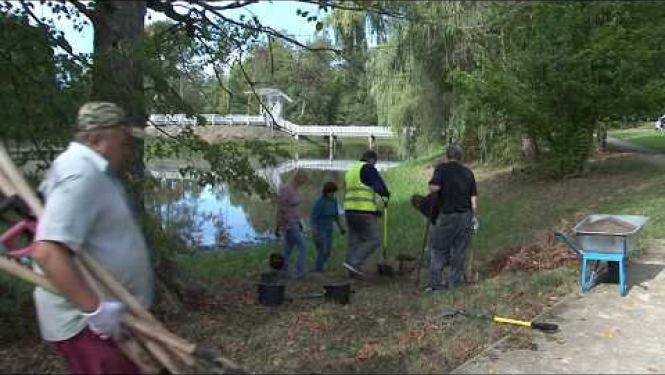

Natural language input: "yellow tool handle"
[493,316,532,327]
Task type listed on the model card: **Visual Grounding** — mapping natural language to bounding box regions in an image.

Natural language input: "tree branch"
[63,0,97,24]
[16,1,89,64]
[299,0,409,20]
[201,0,260,11]
[147,0,191,24]
[192,1,344,55]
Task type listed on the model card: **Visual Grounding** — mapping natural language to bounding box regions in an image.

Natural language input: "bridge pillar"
[329,134,335,160]
[369,134,376,150]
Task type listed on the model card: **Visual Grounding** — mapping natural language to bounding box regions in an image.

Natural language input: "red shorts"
[54,328,141,374]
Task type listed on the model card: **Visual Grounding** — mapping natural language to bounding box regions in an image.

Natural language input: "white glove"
[471,217,479,232]
[82,300,125,340]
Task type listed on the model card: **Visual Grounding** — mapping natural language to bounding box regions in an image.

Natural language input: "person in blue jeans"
[276,169,308,279]
[310,182,346,272]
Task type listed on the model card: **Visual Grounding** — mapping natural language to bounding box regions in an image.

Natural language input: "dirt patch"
[577,217,637,234]
[487,237,579,275]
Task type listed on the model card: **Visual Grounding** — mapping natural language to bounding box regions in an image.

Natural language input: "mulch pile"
[487,237,579,275]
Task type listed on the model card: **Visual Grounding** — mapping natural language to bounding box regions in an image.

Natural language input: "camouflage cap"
[77,102,147,138]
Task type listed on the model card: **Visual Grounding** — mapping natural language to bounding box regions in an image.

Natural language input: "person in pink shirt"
[275,169,308,279]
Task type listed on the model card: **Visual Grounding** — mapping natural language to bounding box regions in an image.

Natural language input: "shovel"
[442,307,559,333]
[377,201,395,277]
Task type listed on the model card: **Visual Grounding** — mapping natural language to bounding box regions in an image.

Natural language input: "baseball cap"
[77,102,148,138]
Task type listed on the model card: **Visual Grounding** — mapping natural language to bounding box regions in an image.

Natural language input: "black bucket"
[323,282,351,305]
[257,282,286,307]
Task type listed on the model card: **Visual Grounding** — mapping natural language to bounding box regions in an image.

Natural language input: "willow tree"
[367,2,488,158]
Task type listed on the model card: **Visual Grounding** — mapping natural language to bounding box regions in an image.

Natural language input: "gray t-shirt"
[33,142,154,342]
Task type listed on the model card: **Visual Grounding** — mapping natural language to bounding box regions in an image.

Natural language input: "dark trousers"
[428,211,473,289]
[313,227,333,272]
[345,212,381,269]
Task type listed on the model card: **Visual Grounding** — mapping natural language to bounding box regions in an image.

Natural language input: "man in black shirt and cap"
[426,144,478,292]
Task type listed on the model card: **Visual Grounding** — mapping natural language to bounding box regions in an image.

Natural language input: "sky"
[37,1,326,55]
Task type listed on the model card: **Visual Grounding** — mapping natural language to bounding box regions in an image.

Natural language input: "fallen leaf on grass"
[398,330,425,347]
[355,340,379,361]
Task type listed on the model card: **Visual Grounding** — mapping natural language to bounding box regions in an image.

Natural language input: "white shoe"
[343,262,365,276]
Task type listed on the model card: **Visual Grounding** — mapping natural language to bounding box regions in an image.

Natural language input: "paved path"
[606,136,665,165]
[453,240,665,374]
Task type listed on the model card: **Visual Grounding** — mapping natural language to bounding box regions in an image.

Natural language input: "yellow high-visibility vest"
[343,161,377,212]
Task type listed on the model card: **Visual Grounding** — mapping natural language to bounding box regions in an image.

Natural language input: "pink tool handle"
[0,219,37,258]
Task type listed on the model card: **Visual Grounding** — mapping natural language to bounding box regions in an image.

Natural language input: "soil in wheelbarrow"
[577,217,637,234]
[487,240,579,276]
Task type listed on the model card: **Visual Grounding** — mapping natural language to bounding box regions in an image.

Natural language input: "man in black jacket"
[426,144,478,292]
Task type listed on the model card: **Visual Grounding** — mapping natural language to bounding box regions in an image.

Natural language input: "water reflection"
[147,158,399,250]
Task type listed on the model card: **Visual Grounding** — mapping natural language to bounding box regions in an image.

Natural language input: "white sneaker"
[343,262,365,276]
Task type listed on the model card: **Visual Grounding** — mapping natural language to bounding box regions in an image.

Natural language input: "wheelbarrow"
[556,214,648,297]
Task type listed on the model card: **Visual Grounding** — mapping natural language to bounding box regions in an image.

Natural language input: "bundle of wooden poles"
[0,143,250,375]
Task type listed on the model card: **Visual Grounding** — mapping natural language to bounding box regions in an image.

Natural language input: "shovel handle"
[493,316,559,333]
[382,203,388,260]
[493,316,531,327]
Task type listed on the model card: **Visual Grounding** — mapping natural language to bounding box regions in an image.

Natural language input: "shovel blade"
[442,307,465,318]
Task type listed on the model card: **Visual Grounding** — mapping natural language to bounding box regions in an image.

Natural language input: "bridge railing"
[277,120,394,138]
[149,114,266,127]
[149,114,396,138]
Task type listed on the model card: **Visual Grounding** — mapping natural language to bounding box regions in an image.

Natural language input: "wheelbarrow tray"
[573,214,648,254]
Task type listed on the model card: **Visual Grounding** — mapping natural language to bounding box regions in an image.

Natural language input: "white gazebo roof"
[244,87,293,103]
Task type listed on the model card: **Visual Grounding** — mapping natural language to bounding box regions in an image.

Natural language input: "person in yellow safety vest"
[342,150,391,278]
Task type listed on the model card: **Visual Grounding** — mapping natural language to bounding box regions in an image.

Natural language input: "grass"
[610,124,665,153]
[166,152,665,374]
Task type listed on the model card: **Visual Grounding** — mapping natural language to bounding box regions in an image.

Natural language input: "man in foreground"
[30,102,154,373]
[342,150,391,278]
[426,144,478,292]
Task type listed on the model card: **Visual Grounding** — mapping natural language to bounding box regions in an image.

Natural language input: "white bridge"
[147,114,395,139]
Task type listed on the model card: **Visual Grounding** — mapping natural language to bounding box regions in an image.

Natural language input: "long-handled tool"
[410,193,437,287]
[442,307,559,333]
[414,218,431,287]
[376,198,395,277]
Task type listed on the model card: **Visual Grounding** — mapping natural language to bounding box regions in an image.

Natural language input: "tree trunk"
[90,1,207,311]
[91,1,147,214]
[596,123,608,153]
[521,136,539,161]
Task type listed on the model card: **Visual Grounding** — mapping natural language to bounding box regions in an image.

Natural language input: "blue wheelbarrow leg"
[581,258,600,293]
[620,257,628,296]
[581,256,588,292]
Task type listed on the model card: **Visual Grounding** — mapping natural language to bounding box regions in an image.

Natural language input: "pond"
[146,140,401,251]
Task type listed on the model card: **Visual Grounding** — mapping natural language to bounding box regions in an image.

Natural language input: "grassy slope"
[168,153,665,374]
[2,153,664,373]
[610,125,665,153]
